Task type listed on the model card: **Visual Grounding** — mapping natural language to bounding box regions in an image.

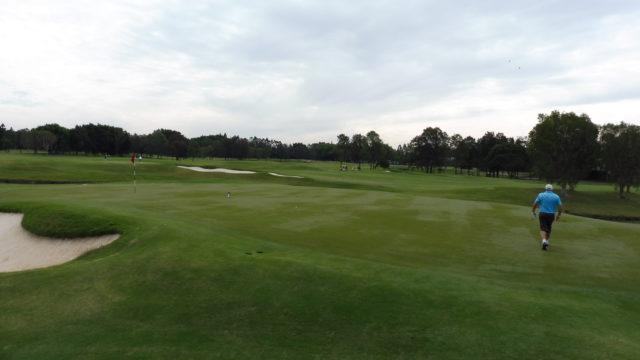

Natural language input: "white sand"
[0,213,119,273]
[178,166,256,174]
[178,166,303,178]
[268,172,304,179]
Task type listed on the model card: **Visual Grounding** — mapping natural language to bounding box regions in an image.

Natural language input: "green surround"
[1,153,639,359]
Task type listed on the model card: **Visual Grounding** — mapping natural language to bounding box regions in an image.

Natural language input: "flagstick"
[134,162,137,193]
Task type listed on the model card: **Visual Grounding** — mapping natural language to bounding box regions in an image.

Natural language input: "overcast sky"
[1,0,639,146]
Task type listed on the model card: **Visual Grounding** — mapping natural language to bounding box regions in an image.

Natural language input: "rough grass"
[0,153,639,359]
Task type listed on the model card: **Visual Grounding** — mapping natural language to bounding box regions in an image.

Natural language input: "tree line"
[393,111,639,198]
[0,123,394,166]
[1,110,639,198]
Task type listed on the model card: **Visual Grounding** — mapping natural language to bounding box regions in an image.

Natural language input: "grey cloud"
[4,0,639,142]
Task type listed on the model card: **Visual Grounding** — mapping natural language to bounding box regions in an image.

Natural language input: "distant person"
[227,191,231,199]
[532,184,564,250]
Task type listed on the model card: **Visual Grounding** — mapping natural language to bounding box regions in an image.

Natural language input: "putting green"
[0,153,638,359]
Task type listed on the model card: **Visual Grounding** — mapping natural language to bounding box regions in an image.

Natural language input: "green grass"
[0,153,639,359]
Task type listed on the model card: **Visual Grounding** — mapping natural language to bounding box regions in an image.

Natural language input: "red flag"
[131,153,136,164]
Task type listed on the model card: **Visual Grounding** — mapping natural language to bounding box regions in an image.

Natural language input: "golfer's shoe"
[542,242,548,251]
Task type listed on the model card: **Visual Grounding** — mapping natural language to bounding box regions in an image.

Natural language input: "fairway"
[1,154,639,359]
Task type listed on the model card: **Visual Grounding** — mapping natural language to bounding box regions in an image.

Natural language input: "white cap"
[545,184,553,190]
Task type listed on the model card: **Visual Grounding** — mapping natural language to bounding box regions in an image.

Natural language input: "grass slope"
[0,153,639,359]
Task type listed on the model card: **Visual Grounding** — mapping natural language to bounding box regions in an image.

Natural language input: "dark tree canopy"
[158,129,189,160]
[486,141,528,179]
[450,134,477,175]
[336,134,350,166]
[32,130,57,153]
[350,134,368,169]
[308,142,337,161]
[145,130,169,158]
[600,122,640,198]
[528,111,599,196]
[409,127,449,173]
[36,124,70,153]
[66,124,130,155]
[0,124,8,150]
[476,132,508,176]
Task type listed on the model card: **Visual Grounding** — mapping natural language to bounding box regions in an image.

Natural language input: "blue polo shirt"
[535,190,563,214]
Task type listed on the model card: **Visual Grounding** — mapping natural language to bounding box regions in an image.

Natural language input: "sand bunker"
[178,166,256,174]
[268,172,304,179]
[178,166,303,178]
[0,213,119,272]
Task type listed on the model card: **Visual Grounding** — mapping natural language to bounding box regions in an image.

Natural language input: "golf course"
[1,152,639,359]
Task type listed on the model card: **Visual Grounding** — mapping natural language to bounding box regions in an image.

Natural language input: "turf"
[0,153,639,359]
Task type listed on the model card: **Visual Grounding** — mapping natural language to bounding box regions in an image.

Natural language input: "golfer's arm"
[556,205,564,218]
[531,203,539,213]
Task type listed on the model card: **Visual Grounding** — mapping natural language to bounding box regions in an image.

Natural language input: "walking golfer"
[532,184,564,250]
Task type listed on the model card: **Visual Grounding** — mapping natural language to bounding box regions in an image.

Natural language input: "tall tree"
[528,111,599,196]
[272,141,289,160]
[129,134,145,154]
[395,144,410,165]
[32,130,57,153]
[193,134,228,158]
[228,135,249,159]
[0,124,6,150]
[146,130,169,158]
[69,125,89,155]
[159,129,189,160]
[377,143,394,169]
[110,126,131,155]
[1,127,15,151]
[409,127,449,173]
[309,142,336,161]
[599,122,640,198]
[366,130,384,170]
[336,134,350,168]
[486,141,528,178]
[477,132,508,176]
[248,137,274,159]
[350,134,368,170]
[68,124,130,155]
[188,139,201,160]
[16,129,32,152]
[450,135,478,175]
[36,124,70,153]
[289,143,310,159]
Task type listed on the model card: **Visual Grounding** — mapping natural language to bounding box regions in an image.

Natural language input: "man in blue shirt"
[532,184,564,250]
